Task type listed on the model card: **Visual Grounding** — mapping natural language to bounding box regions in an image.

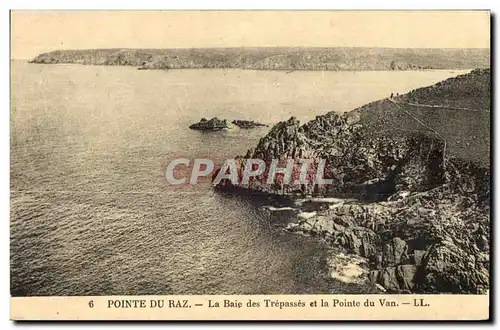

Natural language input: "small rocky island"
[189,118,268,131]
[231,120,268,128]
[214,69,491,294]
[189,117,229,131]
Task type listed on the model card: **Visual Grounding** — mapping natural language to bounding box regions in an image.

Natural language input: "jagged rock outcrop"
[189,117,229,131]
[218,113,447,199]
[288,181,489,293]
[189,118,269,131]
[215,69,491,293]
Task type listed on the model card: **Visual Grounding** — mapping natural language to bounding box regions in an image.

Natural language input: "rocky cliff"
[215,69,491,293]
[30,47,490,71]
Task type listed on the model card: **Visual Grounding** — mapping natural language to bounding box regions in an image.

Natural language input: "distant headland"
[29,47,490,71]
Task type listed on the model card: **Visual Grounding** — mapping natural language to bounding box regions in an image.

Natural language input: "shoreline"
[259,184,489,294]
[214,69,491,294]
[20,60,478,74]
[274,204,383,294]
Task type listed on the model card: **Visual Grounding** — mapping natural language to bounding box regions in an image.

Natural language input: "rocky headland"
[29,47,490,71]
[214,69,491,293]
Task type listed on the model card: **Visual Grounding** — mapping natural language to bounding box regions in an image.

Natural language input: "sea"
[10,61,467,296]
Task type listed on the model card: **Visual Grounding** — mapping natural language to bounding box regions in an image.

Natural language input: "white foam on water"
[327,251,368,284]
[328,203,345,210]
[263,206,295,212]
[297,211,317,220]
[310,197,345,203]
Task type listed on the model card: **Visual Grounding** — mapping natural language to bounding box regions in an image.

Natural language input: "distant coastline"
[29,47,490,71]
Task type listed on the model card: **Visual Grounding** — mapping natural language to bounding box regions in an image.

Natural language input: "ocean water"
[10,61,466,296]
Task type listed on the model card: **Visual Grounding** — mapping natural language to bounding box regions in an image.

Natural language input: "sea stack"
[189,117,229,131]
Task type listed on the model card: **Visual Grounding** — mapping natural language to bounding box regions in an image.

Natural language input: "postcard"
[10,10,491,321]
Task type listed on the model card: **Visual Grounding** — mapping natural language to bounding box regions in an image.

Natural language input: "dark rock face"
[215,69,490,293]
[285,175,489,293]
[189,117,229,131]
[232,120,268,128]
[216,111,490,293]
[219,113,447,199]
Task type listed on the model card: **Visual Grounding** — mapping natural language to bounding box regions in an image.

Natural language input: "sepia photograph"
[9,9,491,320]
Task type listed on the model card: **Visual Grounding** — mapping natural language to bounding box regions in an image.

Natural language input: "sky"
[11,10,490,59]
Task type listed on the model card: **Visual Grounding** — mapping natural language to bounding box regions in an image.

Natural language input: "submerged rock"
[232,120,268,128]
[189,117,229,131]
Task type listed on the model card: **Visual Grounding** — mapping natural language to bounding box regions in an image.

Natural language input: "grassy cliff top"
[345,68,491,166]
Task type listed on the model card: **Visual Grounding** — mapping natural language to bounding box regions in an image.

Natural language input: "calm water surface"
[10,61,466,295]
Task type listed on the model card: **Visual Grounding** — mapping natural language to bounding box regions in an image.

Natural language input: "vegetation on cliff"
[30,47,490,71]
[215,69,491,293]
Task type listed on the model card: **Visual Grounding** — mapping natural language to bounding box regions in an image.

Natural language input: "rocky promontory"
[214,68,491,293]
[29,47,490,71]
